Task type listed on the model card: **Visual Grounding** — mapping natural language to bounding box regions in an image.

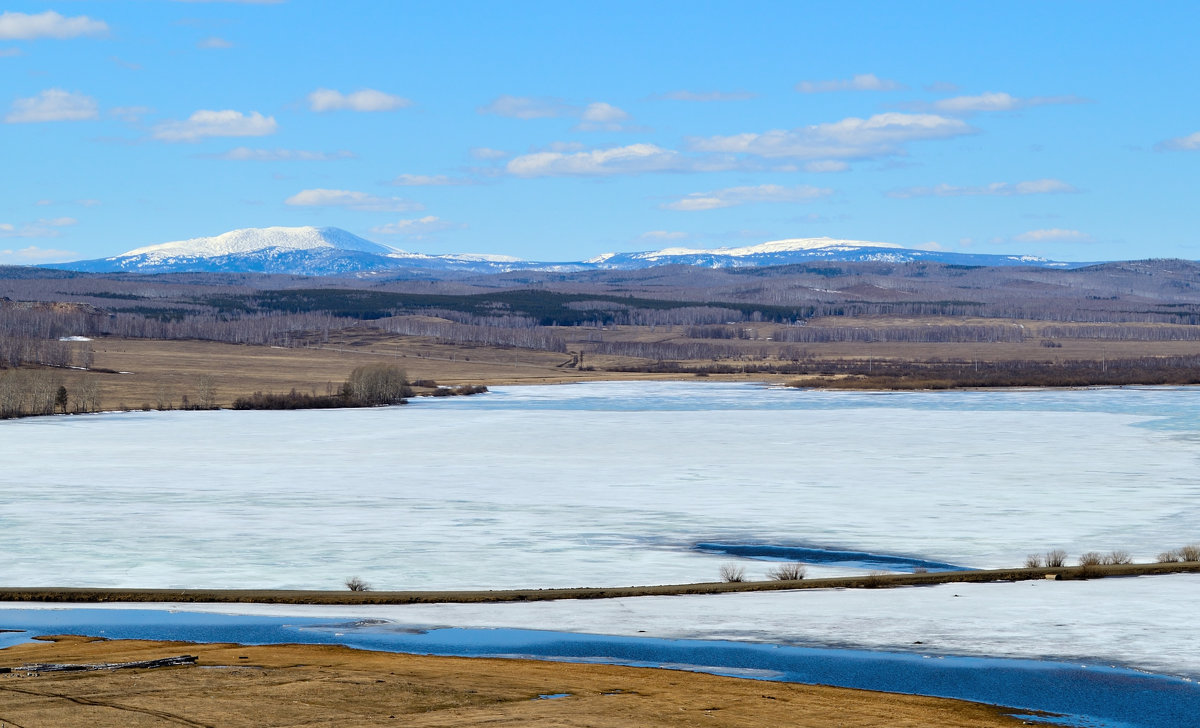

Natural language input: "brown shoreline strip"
[1,562,1197,606]
[0,636,1028,727]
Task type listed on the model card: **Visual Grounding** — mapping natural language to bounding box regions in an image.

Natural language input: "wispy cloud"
[215,147,355,161]
[0,10,108,40]
[640,230,689,240]
[1155,131,1200,152]
[662,184,831,211]
[0,245,79,263]
[284,189,423,213]
[5,89,98,123]
[575,102,631,132]
[688,112,974,161]
[803,160,849,173]
[369,216,461,237]
[888,178,1078,199]
[197,36,233,49]
[478,95,576,119]
[1014,228,1093,243]
[505,143,733,177]
[153,110,277,142]
[651,89,757,102]
[110,105,153,123]
[479,95,637,131]
[0,216,78,241]
[796,73,904,93]
[0,47,21,57]
[389,174,472,186]
[932,92,1089,114]
[470,147,508,160]
[308,88,412,112]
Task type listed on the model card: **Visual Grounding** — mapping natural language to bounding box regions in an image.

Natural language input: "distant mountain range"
[49,226,1085,277]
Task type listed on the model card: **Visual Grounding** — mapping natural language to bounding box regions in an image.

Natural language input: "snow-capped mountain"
[49,227,1082,276]
[588,237,1070,269]
[57,226,557,275]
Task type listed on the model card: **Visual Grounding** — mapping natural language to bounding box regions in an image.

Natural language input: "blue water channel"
[2,608,1197,728]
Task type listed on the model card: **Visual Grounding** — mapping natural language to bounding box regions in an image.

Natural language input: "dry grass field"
[30,317,1200,412]
[0,636,1026,727]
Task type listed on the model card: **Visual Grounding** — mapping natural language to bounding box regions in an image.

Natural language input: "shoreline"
[0,635,1032,727]
[3,561,1197,605]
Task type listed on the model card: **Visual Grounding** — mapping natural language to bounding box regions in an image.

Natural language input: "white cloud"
[110,105,153,123]
[640,230,688,240]
[284,189,423,213]
[0,245,79,263]
[651,90,756,102]
[575,101,633,131]
[369,216,460,237]
[888,178,1078,199]
[0,217,78,241]
[689,112,974,160]
[933,92,1089,114]
[796,73,904,93]
[470,147,508,160]
[153,110,277,142]
[0,10,108,40]
[804,160,849,173]
[308,88,412,112]
[5,89,99,123]
[507,143,693,177]
[478,95,575,119]
[1155,131,1200,152]
[216,147,355,161]
[0,47,21,57]
[663,184,832,211]
[480,96,637,130]
[1014,228,1093,243]
[197,36,233,49]
[390,174,471,186]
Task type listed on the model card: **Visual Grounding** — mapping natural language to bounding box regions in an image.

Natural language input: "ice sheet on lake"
[1,382,1198,590]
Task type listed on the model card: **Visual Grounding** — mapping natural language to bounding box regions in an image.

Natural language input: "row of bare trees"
[0,370,101,419]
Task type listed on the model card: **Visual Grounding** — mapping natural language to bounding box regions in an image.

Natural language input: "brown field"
[44,321,1200,412]
[0,635,1027,727]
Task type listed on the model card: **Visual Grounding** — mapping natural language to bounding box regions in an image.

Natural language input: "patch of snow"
[58,336,92,341]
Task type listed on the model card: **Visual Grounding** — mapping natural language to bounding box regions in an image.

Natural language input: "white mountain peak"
[640,237,902,259]
[119,226,397,260]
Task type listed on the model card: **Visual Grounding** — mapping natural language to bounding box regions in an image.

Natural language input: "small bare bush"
[1103,550,1132,565]
[1157,550,1181,563]
[1025,554,1043,568]
[912,566,928,574]
[344,576,372,592]
[1179,544,1200,562]
[1044,549,1068,568]
[718,563,746,583]
[863,570,889,588]
[766,563,806,581]
[1078,551,1103,567]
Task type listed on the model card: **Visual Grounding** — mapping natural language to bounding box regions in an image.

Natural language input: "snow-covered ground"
[2,382,1198,590]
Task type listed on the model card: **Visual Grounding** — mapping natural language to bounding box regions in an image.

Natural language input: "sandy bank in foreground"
[0,636,1023,727]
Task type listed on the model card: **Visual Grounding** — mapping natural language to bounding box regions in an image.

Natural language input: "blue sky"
[1,1,1197,264]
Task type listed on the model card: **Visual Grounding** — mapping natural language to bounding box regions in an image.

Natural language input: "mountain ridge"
[48,226,1087,276]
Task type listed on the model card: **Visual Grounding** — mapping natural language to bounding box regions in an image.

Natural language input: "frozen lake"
[2,381,1199,590]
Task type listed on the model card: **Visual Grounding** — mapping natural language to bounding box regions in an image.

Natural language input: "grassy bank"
[3,562,1197,606]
